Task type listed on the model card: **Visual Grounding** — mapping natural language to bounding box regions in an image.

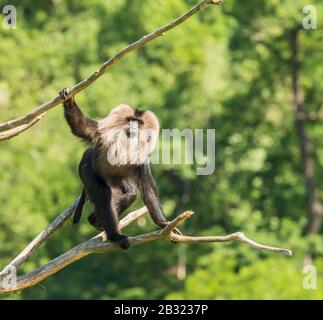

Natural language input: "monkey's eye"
[127,117,143,125]
[126,120,139,138]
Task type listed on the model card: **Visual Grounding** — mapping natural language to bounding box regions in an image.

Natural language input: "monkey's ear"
[111,104,134,115]
[144,110,160,132]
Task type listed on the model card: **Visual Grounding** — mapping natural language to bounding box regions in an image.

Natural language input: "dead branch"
[0,0,223,139]
[0,115,43,141]
[0,197,81,273]
[169,232,292,256]
[0,203,147,280]
[0,207,291,294]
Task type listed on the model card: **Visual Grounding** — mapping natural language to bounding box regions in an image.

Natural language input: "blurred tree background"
[0,0,323,299]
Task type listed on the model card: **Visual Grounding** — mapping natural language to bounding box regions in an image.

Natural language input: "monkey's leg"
[87,211,104,231]
[137,164,169,227]
[136,164,182,236]
[80,166,130,250]
[115,180,137,214]
[88,189,136,231]
[72,188,87,224]
[115,192,137,214]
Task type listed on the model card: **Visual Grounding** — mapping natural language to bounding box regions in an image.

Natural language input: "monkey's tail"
[73,188,86,224]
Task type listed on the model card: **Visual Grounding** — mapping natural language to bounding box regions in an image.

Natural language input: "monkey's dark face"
[98,104,159,166]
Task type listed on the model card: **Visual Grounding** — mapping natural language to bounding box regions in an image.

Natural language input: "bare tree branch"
[0,0,223,138]
[0,197,81,274]
[0,209,292,294]
[0,202,147,279]
[169,232,292,256]
[0,115,44,141]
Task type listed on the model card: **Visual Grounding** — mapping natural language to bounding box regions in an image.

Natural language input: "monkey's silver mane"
[97,104,159,166]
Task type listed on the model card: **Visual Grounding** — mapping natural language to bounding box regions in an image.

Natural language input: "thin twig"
[0,0,223,137]
[169,232,292,256]
[0,197,81,276]
[0,115,44,141]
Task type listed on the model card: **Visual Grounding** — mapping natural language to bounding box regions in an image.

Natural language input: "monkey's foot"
[110,234,130,251]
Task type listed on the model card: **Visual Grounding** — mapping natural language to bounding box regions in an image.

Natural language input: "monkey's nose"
[126,128,137,138]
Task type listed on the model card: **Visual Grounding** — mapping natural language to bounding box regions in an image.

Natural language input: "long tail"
[73,188,87,224]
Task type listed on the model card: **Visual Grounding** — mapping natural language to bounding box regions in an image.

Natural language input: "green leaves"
[0,0,322,299]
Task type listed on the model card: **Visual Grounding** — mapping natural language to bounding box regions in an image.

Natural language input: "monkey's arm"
[136,164,168,227]
[60,89,98,143]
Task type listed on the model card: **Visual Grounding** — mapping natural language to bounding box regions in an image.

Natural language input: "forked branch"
[0,204,292,294]
[0,0,223,140]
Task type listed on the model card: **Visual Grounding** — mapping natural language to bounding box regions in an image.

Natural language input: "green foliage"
[168,252,323,299]
[0,0,322,299]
